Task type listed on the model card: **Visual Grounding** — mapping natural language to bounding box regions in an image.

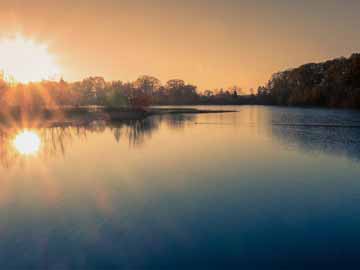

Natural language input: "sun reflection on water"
[12,130,42,156]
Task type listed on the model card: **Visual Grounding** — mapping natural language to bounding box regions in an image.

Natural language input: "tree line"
[257,53,360,108]
[0,74,254,110]
[1,52,359,110]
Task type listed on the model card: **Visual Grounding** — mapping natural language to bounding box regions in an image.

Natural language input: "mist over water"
[1,106,360,269]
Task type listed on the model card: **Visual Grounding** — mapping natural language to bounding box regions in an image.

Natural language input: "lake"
[1,106,360,269]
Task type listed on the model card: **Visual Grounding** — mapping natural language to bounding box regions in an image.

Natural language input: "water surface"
[1,106,360,269]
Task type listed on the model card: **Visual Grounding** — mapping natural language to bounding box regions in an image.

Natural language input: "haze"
[0,0,359,90]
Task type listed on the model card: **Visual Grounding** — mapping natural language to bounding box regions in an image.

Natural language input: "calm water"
[1,106,360,269]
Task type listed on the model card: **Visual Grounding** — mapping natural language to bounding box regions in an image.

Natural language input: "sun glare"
[12,130,42,156]
[0,34,61,83]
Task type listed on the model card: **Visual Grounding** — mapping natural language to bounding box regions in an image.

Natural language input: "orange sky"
[0,0,359,90]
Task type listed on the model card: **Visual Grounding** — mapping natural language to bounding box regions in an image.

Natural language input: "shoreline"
[0,106,237,128]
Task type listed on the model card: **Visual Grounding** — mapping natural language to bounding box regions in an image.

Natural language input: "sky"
[0,0,359,90]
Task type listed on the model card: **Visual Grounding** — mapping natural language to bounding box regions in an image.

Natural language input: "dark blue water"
[1,106,360,269]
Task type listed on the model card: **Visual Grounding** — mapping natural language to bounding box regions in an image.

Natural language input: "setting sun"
[0,35,60,83]
[12,130,42,156]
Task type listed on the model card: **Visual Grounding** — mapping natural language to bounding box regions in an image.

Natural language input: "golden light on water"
[12,130,42,156]
[0,34,61,83]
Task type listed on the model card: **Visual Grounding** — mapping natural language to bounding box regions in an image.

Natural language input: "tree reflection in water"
[0,114,195,167]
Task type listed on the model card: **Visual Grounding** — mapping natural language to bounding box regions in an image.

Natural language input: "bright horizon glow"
[0,2,359,89]
[0,35,61,83]
[12,130,42,156]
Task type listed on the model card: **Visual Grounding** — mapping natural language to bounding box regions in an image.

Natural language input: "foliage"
[104,85,129,108]
[3,53,359,110]
[260,53,360,108]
